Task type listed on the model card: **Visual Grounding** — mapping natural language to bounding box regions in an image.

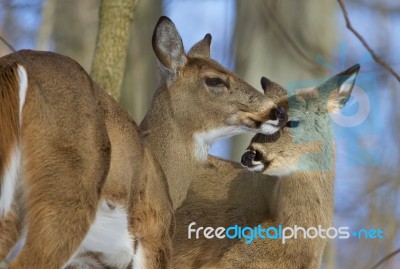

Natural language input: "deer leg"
[131,158,174,269]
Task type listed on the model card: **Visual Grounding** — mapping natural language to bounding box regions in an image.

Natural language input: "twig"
[370,248,400,269]
[0,35,48,101]
[337,0,400,82]
[254,0,321,73]
[0,35,16,52]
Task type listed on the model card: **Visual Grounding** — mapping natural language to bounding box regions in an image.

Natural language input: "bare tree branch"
[370,248,400,269]
[0,35,16,52]
[350,0,400,14]
[253,0,322,73]
[337,0,400,82]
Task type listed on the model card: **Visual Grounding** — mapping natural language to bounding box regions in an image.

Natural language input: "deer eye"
[205,77,227,88]
[285,120,300,128]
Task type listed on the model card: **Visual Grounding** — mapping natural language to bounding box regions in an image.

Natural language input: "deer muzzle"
[241,149,265,172]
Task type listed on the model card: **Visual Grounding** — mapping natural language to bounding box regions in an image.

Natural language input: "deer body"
[173,65,360,268]
[140,17,286,211]
[0,50,173,269]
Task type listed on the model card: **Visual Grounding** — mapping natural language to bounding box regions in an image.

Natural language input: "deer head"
[145,16,286,161]
[242,64,360,176]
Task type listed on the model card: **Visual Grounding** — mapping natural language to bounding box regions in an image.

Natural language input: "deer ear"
[188,34,212,58]
[152,16,187,71]
[320,64,360,113]
[261,76,288,100]
[260,77,272,94]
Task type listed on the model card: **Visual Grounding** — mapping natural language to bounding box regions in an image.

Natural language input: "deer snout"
[256,106,287,135]
[269,106,287,125]
[241,150,256,167]
[241,149,264,172]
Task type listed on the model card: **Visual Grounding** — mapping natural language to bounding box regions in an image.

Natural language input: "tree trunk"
[91,0,139,101]
[37,0,56,51]
[231,0,336,161]
[52,0,100,71]
[120,0,161,123]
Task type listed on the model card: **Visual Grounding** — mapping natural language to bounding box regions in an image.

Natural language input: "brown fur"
[0,50,173,268]
[140,17,282,212]
[172,66,359,268]
[0,63,19,193]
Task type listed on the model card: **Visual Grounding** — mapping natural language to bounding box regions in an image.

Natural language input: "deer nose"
[241,150,256,167]
[268,106,287,127]
[276,107,286,121]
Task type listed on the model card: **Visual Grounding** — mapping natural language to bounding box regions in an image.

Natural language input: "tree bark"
[120,0,161,123]
[91,0,139,101]
[37,0,56,51]
[52,0,99,71]
[231,0,336,161]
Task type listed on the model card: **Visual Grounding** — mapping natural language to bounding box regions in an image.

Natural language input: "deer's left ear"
[320,64,360,113]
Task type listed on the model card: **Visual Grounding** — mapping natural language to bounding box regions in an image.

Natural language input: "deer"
[0,49,174,269]
[0,15,284,269]
[172,64,360,268]
[140,16,287,211]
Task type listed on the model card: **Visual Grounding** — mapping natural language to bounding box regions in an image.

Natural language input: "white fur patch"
[0,146,21,217]
[242,160,265,172]
[259,120,281,135]
[193,119,282,162]
[339,72,357,94]
[132,243,146,269]
[194,126,247,161]
[68,200,134,269]
[265,165,297,177]
[17,65,28,126]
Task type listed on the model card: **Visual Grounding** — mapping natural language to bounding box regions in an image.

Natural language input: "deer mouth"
[241,149,268,172]
[242,106,287,135]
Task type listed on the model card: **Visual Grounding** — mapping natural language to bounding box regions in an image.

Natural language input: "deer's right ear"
[188,34,212,58]
[322,64,360,113]
[152,16,187,71]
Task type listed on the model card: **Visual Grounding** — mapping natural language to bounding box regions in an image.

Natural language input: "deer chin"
[241,160,265,172]
[263,166,297,177]
[258,120,281,135]
[241,152,297,177]
[193,126,249,161]
[261,159,298,177]
[233,111,284,135]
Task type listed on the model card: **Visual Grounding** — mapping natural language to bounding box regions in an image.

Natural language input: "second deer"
[173,65,360,268]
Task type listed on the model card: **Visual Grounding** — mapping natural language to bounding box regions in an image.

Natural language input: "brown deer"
[0,50,173,269]
[172,65,360,268]
[65,15,286,268]
[140,16,286,211]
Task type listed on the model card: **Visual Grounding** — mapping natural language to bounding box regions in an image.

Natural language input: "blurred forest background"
[0,0,399,268]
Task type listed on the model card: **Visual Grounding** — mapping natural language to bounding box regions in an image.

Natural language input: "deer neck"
[140,96,215,210]
[252,171,335,267]
[269,171,335,228]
